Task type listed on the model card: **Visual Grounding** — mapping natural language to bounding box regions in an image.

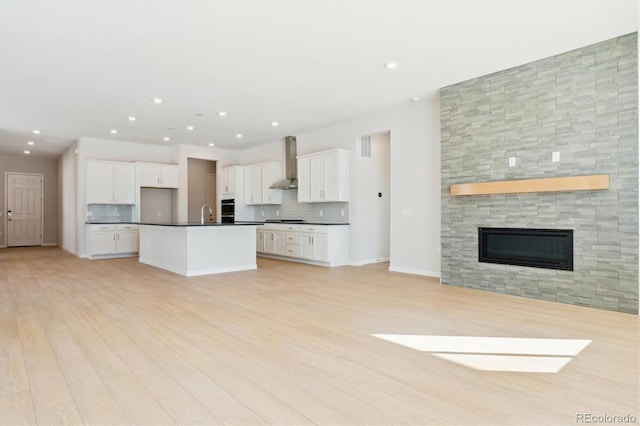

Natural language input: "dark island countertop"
[87,220,349,226]
[137,221,262,227]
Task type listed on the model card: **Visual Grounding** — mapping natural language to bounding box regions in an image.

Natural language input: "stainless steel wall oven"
[221,199,235,223]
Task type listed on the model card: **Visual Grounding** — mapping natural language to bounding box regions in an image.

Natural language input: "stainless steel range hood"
[269,136,298,189]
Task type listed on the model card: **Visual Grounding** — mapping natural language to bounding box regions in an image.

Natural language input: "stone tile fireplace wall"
[440,33,638,314]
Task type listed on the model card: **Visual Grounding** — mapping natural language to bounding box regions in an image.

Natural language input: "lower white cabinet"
[263,226,285,255]
[300,226,328,262]
[257,223,349,266]
[256,227,265,253]
[88,224,139,259]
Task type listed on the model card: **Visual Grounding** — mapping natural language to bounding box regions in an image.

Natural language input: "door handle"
[7,210,11,221]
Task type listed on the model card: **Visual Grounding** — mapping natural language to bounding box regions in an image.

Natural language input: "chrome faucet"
[200,204,213,224]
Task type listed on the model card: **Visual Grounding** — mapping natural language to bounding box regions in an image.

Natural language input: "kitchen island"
[138,222,259,277]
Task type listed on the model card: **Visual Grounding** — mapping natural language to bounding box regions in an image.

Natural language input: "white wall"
[58,142,77,254]
[241,94,442,276]
[353,131,390,264]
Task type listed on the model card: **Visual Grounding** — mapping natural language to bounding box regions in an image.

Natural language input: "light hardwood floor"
[1,247,638,425]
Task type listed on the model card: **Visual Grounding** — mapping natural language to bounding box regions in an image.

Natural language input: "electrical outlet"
[508,157,516,167]
[261,210,265,216]
[276,210,279,216]
[320,210,323,217]
[552,151,560,162]
[341,210,345,216]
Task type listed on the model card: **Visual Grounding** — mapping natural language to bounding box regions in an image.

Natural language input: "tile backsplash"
[87,204,134,222]
[254,190,349,223]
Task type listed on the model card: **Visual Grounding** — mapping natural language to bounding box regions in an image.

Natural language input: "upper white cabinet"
[221,165,243,195]
[297,149,350,202]
[87,160,136,204]
[244,161,282,205]
[137,163,179,188]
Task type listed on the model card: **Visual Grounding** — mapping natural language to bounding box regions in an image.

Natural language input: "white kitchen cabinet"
[284,224,301,257]
[87,160,136,204]
[263,229,285,255]
[257,223,349,266]
[297,149,349,202]
[221,165,243,195]
[88,224,139,258]
[137,163,179,188]
[300,225,328,262]
[256,226,265,253]
[244,161,282,205]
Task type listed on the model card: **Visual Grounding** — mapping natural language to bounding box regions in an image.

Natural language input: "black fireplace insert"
[478,228,573,271]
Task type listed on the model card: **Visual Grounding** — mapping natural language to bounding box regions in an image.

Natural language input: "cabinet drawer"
[264,223,286,231]
[91,224,117,231]
[117,224,138,231]
[299,225,327,233]
[285,244,300,257]
[285,232,300,244]
[284,224,300,231]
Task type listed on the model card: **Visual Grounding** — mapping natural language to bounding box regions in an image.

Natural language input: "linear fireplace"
[478,228,573,271]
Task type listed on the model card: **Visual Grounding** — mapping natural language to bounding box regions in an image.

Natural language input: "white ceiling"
[0,0,637,158]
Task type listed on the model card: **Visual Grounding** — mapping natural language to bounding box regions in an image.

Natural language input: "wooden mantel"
[450,174,609,196]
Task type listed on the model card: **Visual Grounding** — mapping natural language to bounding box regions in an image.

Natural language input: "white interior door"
[7,173,43,247]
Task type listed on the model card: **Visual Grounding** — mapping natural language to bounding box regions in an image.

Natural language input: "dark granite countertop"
[138,221,261,227]
[87,220,349,226]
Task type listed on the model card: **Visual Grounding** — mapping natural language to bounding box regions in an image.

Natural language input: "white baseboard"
[0,245,6,249]
[388,265,441,278]
[60,245,82,257]
[350,257,390,266]
[42,243,57,247]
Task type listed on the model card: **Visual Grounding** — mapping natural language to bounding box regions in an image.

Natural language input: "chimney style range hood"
[270,136,298,189]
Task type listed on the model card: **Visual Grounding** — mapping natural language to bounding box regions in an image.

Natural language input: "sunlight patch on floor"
[372,334,591,373]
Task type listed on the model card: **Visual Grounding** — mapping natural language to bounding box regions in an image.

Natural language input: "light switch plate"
[508,157,516,167]
[552,151,560,162]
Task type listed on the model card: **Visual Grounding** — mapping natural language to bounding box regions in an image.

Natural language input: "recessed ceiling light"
[163,136,170,141]
[32,129,40,134]
[128,116,136,121]
[410,96,420,102]
[27,141,34,145]
[218,111,227,117]
[186,126,194,131]
[152,98,163,104]
[208,143,215,147]
[235,134,243,139]
[110,129,118,134]
[24,150,30,154]
[271,122,279,127]
[384,62,398,69]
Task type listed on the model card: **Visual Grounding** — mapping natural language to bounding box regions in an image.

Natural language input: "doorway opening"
[5,172,43,247]
[355,131,390,264]
[187,158,217,223]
